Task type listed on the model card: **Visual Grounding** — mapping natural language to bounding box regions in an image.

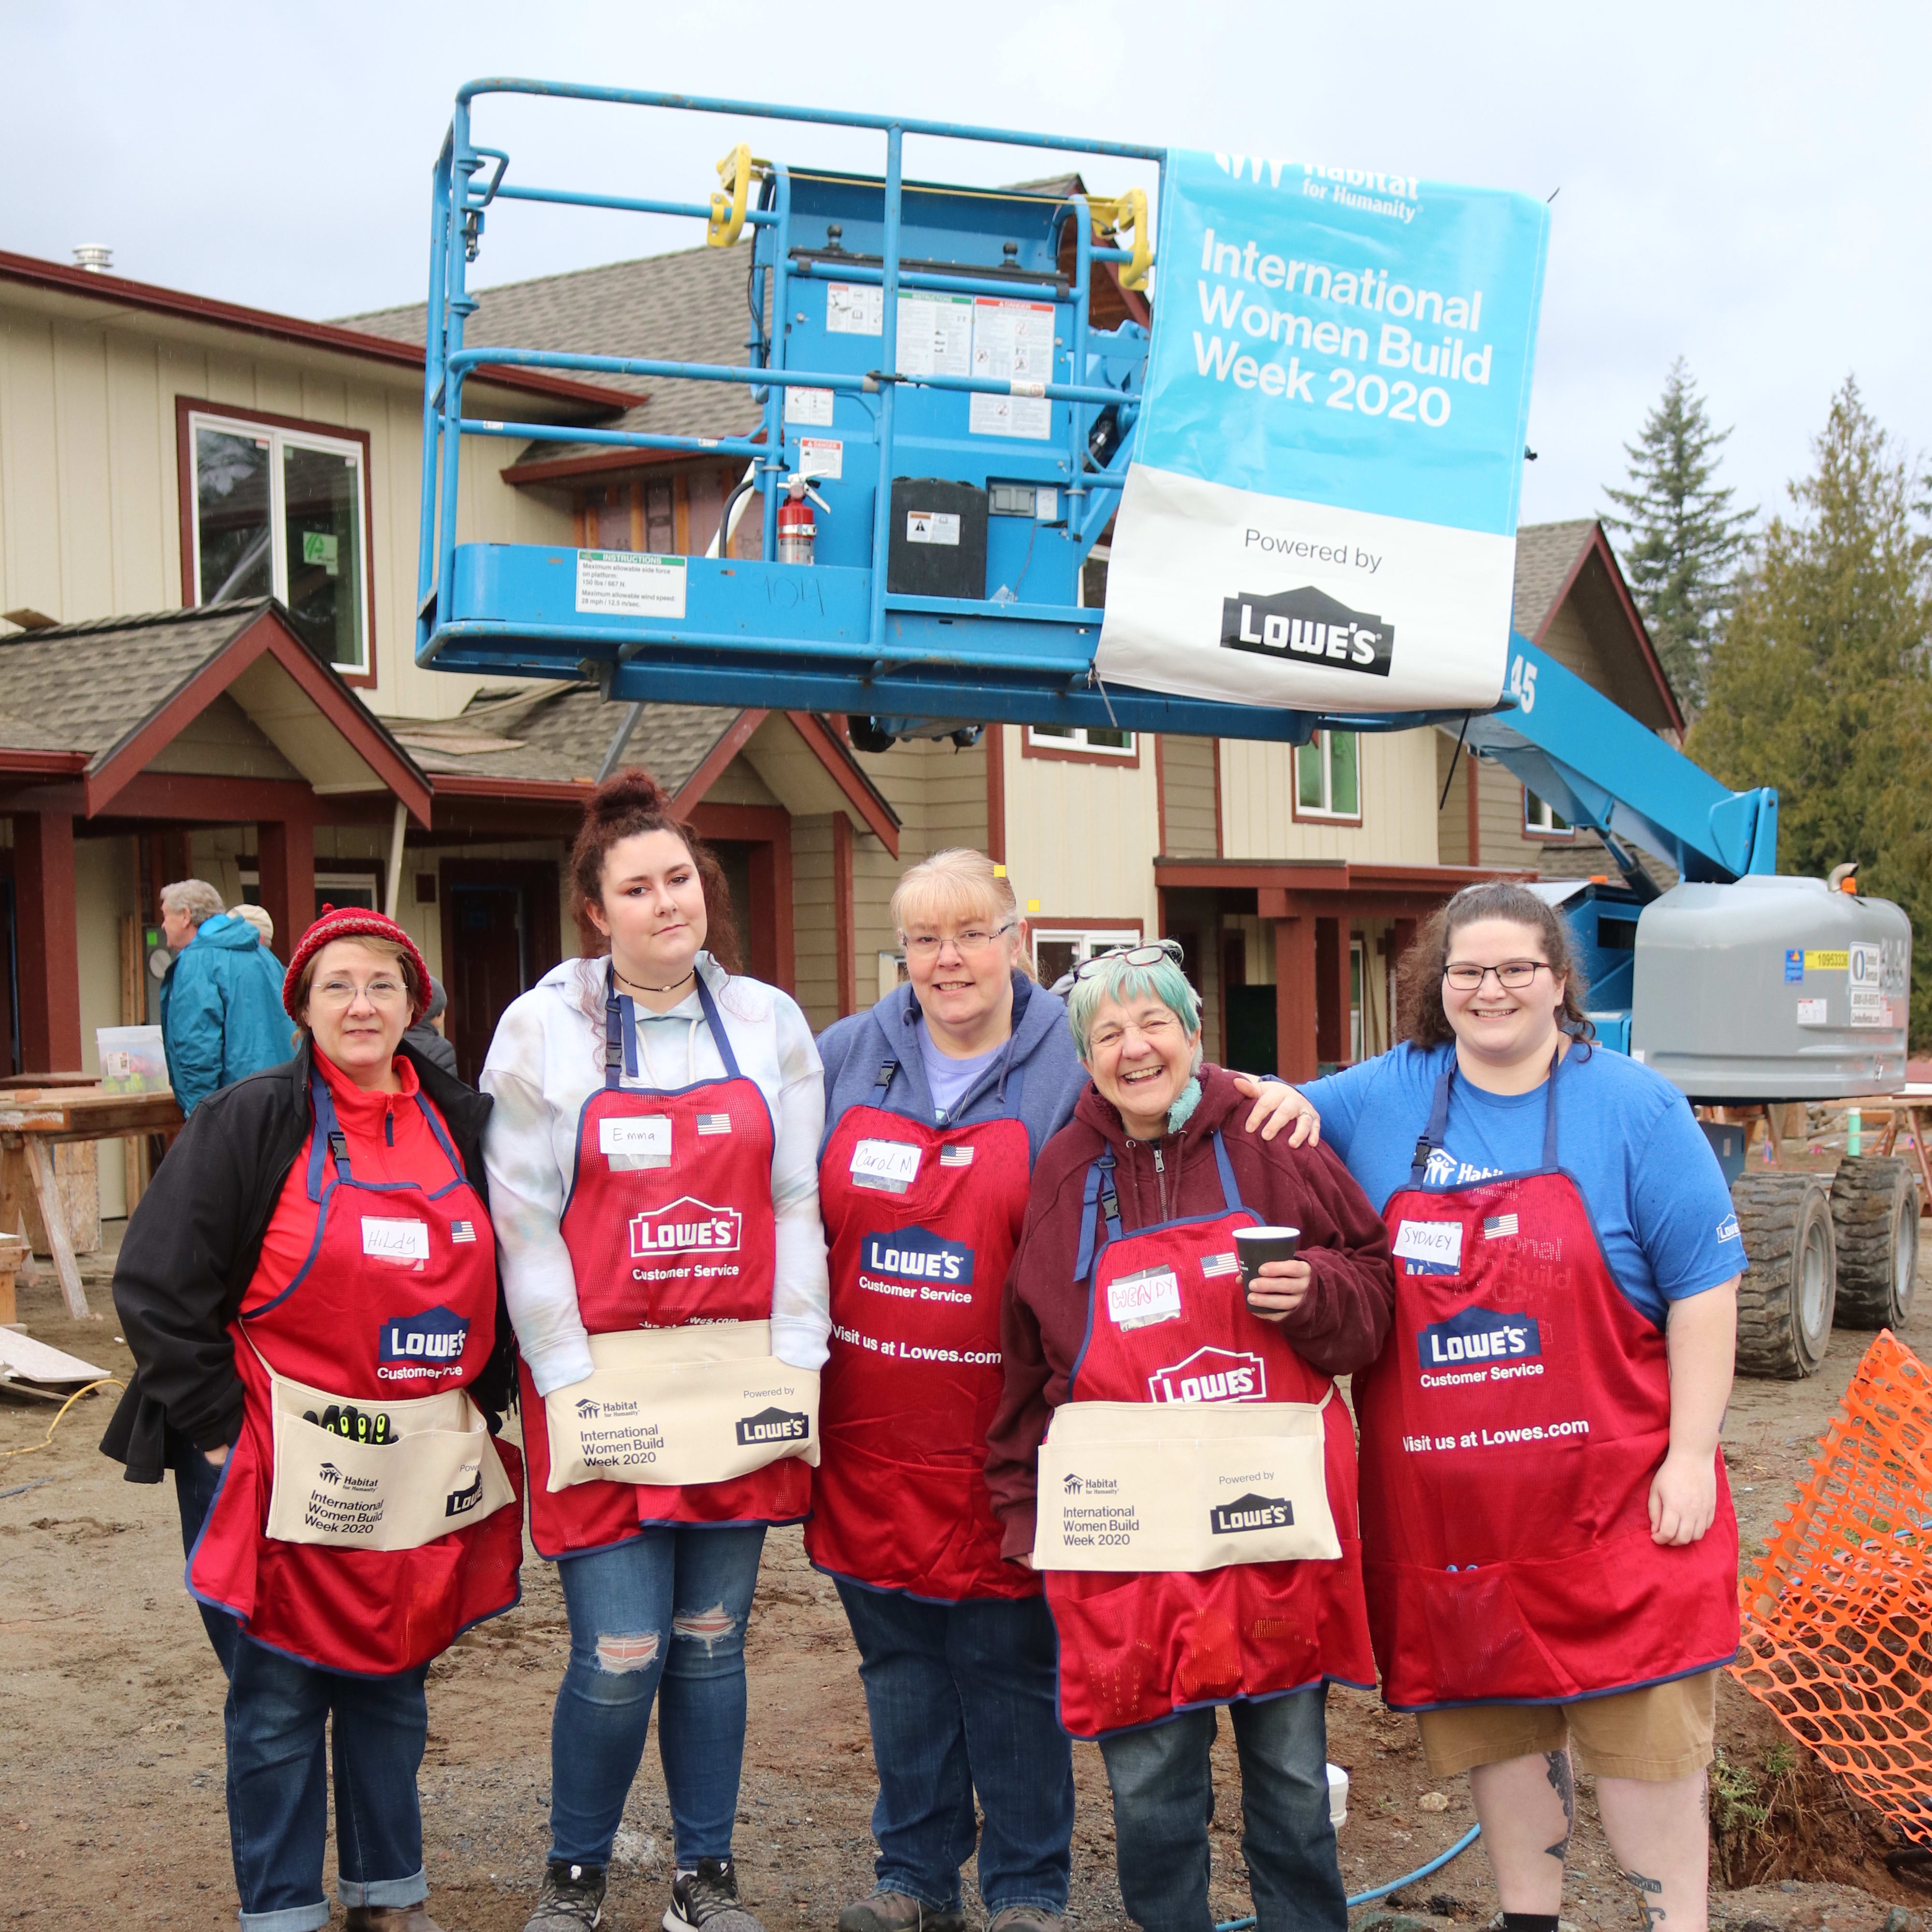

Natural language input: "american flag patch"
[696,1113,732,1136]
[1200,1252,1241,1278]
[939,1145,974,1167]
[450,1220,476,1243]
[1483,1214,1518,1240]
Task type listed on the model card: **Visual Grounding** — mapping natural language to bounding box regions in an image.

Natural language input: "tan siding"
[1220,726,1438,864]
[1161,736,1218,857]
[145,692,305,779]
[790,815,838,1033]
[1435,735,1472,866]
[1004,727,1159,937]
[0,315,63,622]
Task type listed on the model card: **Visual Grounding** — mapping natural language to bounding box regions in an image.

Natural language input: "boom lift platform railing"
[416,81,1490,745]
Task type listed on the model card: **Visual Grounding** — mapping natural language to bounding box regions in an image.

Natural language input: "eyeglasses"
[1071,939,1184,982]
[1088,1011,1184,1051]
[1443,961,1549,993]
[902,922,1016,959]
[312,975,409,1007]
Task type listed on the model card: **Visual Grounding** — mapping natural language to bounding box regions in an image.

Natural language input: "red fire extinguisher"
[776,474,828,566]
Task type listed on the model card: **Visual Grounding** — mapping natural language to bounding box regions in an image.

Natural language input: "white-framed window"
[1033,927,1141,987]
[1524,788,1573,838]
[1294,729,1361,820]
[1027,724,1136,757]
[188,409,370,676]
[239,867,382,917]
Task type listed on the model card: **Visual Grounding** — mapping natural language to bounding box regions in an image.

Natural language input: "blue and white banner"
[1097,151,1549,712]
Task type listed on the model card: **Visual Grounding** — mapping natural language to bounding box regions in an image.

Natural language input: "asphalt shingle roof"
[1512,520,1597,640]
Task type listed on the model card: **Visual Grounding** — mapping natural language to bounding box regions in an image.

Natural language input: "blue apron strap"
[1542,1043,1563,1171]
[694,971,743,1082]
[306,1074,349,1195]
[1073,1150,1122,1283]
[413,1094,467,1187]
[1210,1131,1241,1212]
[1409,1060,1457,1188]
[602,960,632,1089]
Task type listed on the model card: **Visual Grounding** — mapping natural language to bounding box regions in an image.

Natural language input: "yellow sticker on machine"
[1804,950,1850,971]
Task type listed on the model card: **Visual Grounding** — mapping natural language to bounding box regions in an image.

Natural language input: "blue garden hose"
[1213,1822,1484,1930]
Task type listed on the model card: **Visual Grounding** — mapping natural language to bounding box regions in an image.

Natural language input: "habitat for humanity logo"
[378,1304,470,1368]
[574,1394,639,1421]
[1062,1471,1120,1495]
[736,1406,811,1448]
[1148,1346,1267,1404]
[630,1197,741,1258]
[1210,1492,1295,1535]
[316,1462,378,1491]
[862,1226,975,1285]
[1221,586,1393,679]
[1418,1306,1541,1370]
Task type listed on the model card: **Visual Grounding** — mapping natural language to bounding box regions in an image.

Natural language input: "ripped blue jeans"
[551,1524,767,1868]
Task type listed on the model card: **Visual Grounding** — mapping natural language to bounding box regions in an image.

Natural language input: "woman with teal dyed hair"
[987,942,1394,1932]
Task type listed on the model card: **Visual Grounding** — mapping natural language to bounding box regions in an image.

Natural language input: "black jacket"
[100,1038,513,1484]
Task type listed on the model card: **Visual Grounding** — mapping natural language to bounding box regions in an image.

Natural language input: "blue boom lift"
[415,81,1916,1376]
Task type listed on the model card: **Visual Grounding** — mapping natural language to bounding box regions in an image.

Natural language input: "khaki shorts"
[1414,1670,1718,1782]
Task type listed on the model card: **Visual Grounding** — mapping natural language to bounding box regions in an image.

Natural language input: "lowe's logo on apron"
[630,1197,742,1257]
[1210,1490,1296,1535]
[378,1304,471,1381]
[1148,1345,1268,1405]
[736,1404,811,1447]
[1417,1306,1541,1370]
[861,1226,976,1284]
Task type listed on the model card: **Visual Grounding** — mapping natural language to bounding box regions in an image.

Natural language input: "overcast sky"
[8,0,1928,532]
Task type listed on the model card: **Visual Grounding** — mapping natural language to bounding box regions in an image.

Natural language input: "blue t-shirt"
[1301,1041,1745,1326]
[917,1025,1006,1123]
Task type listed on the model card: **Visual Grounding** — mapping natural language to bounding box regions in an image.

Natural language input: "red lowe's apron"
[189,1074,524,1676]
[1043,1134,1375,1739]
[520,967,801,1558]
[808,1057,1037,1602]
[1352,1053,1739,1711]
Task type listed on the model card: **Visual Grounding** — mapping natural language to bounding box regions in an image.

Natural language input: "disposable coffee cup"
[1235,1226,1301,1308]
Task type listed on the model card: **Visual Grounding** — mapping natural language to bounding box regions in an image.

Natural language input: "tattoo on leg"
[1543,1750,1575,1862]
[1622,1868,1666,1931]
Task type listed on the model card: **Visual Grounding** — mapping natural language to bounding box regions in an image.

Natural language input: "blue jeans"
[167,1426,239,1677]
[224,1638,430,1932]
[1098,1690,1344,1932]
[835,1581,1073,1915]
[551,1524,767,1868]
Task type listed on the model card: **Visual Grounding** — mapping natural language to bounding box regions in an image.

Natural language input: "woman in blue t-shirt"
[1279,881,1743,1932]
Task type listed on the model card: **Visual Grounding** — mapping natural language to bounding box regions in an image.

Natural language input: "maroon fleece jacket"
[984,1062,1394,1559]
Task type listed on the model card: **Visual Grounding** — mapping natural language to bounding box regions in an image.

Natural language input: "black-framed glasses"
[1072,939,1184,982]
[1443,961,1550,993]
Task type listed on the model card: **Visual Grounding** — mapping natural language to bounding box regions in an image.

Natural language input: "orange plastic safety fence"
[1733,1330,1932,1845]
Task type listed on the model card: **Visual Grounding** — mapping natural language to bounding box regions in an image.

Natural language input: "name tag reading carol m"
[851,1139,922,1191]
[1393,1219,1463,1270]
[362,1217,430,1263]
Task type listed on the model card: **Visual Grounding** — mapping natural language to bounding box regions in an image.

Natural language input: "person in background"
[1268,881,1744,1932]
[813,862,1311,1932]
[159,880,292,1113]
[404,977,459,1079]
[228,902,276,950]
[988,943,1392,1932]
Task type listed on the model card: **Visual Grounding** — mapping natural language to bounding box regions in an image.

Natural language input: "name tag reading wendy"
[851,1138,921,1193]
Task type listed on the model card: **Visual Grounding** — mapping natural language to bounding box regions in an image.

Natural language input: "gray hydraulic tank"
[1629,876,1910,1102]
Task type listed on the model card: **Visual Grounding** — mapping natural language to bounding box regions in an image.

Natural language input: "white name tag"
[1108,1265,1183,1331]
[851,1138,922,1192]
[602,1116,672,1170]
[1393,1219,1463,1270]
[362,1217,431,1263]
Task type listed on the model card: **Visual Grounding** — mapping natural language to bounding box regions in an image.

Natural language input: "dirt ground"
[3,1206,1929,1932]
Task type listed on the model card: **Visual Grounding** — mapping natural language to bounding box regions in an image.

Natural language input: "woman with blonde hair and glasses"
[811,852,1306,1932]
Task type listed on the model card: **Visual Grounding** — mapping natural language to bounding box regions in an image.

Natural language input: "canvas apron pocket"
[256,1349,515,1550]
[1034,1392,1339,1573]
[544,1320,821,1492]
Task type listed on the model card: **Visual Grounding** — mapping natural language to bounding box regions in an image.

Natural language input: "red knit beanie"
[283,905,432,1022]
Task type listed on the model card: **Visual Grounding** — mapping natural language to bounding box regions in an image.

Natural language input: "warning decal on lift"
[576,551,688,620]
[898,293,974,377]
[785,386,836,426]
[798,438,843,480]
[970,298,1055,440]
[826,283,883,336]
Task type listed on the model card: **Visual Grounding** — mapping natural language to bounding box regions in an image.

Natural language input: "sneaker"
[665,1858,764,1932]
[525,1858,607,1930]
[837,1890,970,1932]
[986,1911,1065,1932]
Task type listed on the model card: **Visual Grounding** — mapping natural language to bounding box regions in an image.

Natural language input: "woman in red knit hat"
[104,904,522,1932]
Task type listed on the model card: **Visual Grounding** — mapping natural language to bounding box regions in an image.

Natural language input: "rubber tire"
[1732,1171,1838,1378]
[1831,1154,1921,1330]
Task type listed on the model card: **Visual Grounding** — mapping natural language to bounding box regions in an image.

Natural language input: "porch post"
[257,810,316,961]
[1273,912,1318,1084]
[832,814,856,1018]
[14,811,83,1071]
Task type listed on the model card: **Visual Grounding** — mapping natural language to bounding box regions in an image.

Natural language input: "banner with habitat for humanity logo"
[1096,151,1549,713]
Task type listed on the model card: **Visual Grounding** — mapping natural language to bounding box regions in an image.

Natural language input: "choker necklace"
[613,964,696,996]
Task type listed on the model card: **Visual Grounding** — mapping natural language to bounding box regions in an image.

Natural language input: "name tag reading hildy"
[851,1138,922,1193]
[1393,1218,1463,1275]
[362,1217,431,1264]
[602,1116,673,1171]
[1108,1265,1183,1331]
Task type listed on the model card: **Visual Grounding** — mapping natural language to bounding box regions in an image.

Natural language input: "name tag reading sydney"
[1393,1219,1463,1271]
[851,1139,922,1193]
[602,1116,673,1171]
[362,1217,431,1263]
[1108,1266,1184,1331]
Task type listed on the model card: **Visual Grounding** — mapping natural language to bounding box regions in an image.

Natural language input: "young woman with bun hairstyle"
[1269,880,1745,1932]
[482,768,831,1932]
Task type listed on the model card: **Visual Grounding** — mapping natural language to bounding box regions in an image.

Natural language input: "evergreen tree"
[1603,358,1755,711]
[1691,377,1932,1044]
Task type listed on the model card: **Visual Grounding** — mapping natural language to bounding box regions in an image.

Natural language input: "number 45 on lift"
[1505,654,1538,713]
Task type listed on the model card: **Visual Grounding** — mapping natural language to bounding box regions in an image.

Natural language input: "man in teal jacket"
[157,880,294,1114]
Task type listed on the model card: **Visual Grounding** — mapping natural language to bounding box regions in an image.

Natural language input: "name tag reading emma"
[362,1217,431,1264]
[1108,1265,1183,1331]
[601,1116,672,1171]
[851,1138,922,1193]
[1393,1218,1463,1274]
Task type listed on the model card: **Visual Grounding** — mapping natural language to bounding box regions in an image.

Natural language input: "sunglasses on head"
[1072,939,1185,982]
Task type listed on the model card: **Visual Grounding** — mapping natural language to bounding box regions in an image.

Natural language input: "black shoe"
[526,1858,607,1930]
[664,1857,764,1931]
